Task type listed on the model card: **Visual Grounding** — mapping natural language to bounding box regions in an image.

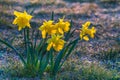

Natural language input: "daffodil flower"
[82,21,91,29]
[39,20,56,38]
[80,21,96,41]
[89,27,96,38]
[55,18,70,35]
[13,11,33,31]
[47,35,65,51]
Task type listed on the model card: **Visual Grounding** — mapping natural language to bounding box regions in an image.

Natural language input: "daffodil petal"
[64,22,70,32]
[27,23,31,28]
[42,30,46,38]
[12,18,17,24]
[83,36,89,41]
[58,28,64,34]
[47,42,53,51]
[18,26,22,31]
[14,11,22,17]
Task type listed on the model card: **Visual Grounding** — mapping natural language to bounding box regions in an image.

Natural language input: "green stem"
[34,30,39,50]
[23,29,27,54]
[51,11,54,20]
[50,49,54,71]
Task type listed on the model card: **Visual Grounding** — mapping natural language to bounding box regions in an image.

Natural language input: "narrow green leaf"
[23,28,27,55]
[49,48,54,71]
[59,38,79,69]
[52,48,66,75]
[52,38,79,75]
[34,51,39,67]
[33,30,39,50]
[30,7,36,15]
[26,48,30,65]
[27,42,34,65]
[0,38,26,65]
[51,11,54,20]
[37,39,47,56]
[39,52,49,75]
[36,39,44,52]
[65,29,75,41]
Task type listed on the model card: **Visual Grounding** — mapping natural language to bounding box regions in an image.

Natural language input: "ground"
[0,0,120,80]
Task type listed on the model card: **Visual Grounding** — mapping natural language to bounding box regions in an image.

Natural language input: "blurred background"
[0,0,120,28]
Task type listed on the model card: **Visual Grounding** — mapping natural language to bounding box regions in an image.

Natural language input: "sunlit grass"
[2,55,120,80]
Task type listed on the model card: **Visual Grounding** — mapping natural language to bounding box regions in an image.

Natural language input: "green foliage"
[50,38,79,77]
[2,55,120,80]
[0,12,79,78]
[81,63,119,80]
[93,48,120,72]
[55,60,120,80]
[2,56,24,77]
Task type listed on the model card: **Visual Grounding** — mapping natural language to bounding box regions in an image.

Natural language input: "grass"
[94,49,120,61]
[30,0,56,4]
[57,60,120,80]
[1,54,119,80]
[80,63,119,80]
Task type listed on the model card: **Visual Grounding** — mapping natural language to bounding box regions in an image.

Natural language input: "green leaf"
[23,28,27,55]
[33,30,39,50]
[59,38,79,69]
[36,39,45,53]
[65,29,75,41]
[52,48,66,75]
[37,40,48,57]
[27,42,34,65]
[0,38,26,66]
[49,48,54,71]
[52,38,79,75]
[51,11,54,20]
[39,52,49,75]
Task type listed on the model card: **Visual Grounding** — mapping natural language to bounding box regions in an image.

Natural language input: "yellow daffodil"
[55,18,70,35]
[39,20,56,39]
[47,35,65,51]
[80,21,96,41]
[82,21,91,29]
[89,27,96,38]
[13,11,33,31]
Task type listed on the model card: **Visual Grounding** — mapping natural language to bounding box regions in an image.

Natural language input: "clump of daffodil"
[0,10,98,79]
[80,21,96,41]
[39,20,56,38]
[47,35,65,51]
[55,18,70,35]
[13,11,33,31]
